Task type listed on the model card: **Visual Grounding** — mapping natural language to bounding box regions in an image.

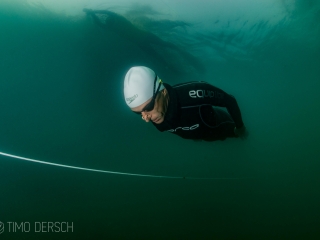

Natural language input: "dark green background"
[0,1,319,239]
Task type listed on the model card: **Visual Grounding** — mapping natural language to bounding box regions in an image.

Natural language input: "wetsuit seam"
[173,81,208,88]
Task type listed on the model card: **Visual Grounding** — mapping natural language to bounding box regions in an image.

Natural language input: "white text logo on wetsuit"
[168,124,199,132]
[189,90,224,99]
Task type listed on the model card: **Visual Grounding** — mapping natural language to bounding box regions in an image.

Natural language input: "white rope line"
[0,151,245,180]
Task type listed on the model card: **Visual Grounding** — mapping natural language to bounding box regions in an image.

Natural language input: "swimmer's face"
[131,89,169,124]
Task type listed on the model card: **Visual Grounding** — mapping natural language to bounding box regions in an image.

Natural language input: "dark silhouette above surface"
[83,8,205,74]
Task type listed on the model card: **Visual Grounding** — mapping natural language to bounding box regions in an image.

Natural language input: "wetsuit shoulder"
[173,81,244,128]
[172,81,216,107]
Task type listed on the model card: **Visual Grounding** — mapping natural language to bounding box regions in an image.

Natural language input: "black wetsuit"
[153,82,244,141]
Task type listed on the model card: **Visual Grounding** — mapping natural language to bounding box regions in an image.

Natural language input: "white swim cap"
[124,66,164,108]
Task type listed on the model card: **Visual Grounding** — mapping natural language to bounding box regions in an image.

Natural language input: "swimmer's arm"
[201,83,244,129]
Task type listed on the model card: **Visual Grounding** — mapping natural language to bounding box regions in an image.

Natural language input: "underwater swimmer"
[124,66,248,141]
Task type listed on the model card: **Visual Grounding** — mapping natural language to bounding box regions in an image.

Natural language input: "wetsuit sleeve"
[199,83,244,128]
